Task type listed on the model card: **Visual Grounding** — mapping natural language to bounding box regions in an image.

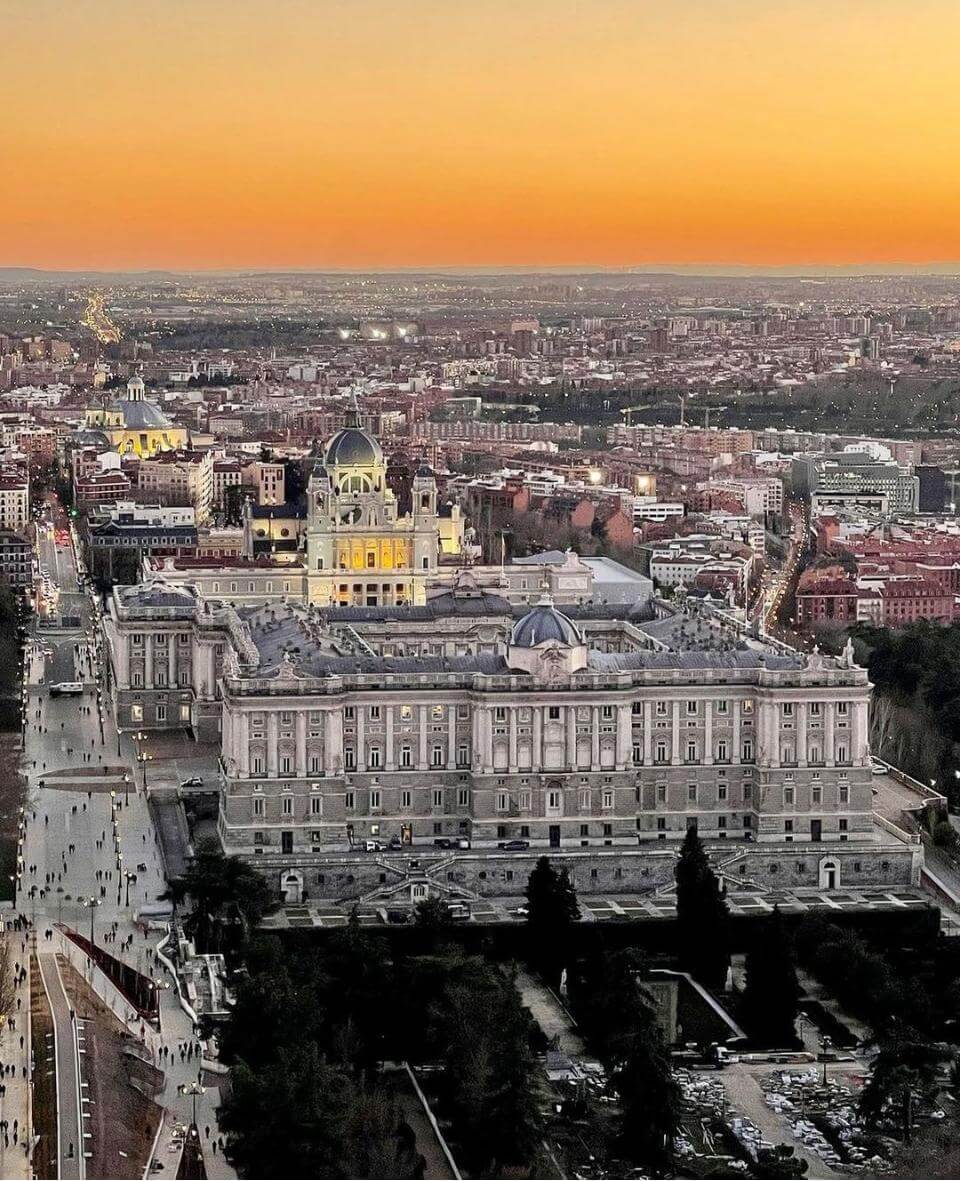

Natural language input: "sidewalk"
[18,606,236,1181]
[0,927,33,1180]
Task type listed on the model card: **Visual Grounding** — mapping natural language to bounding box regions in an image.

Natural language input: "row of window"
[131,670,191,688]
[638,739,755,763]
[128,703,191,723]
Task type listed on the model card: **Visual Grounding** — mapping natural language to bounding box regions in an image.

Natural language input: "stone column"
[385,706,395,770]
[643,701,653,764]
[418,706,428,770]
[703,700,713,765]
[734,700,742,762]
[168,639,176,690]
[671,700,681,764]
[532,707,543,772]
[479,709,492,773]
[590,707,600,770]
[296,711,307,777]
[324,710,342,775]
[797,703,808,765]
[447,708,457,767]
[854,701,869,764]
[565,706,576,770]
[766,703,780,767]
[117,628,130,686]
[472,707,483,770]
[508,711,518,770]
[825,705,835,766]
[617,704,632,769]
[356,708,365,772]
[239,711,250,777]
[144,634,154,687]
[267,711,279,777]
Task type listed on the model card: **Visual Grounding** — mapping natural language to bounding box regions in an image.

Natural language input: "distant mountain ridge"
[1,263,960,282]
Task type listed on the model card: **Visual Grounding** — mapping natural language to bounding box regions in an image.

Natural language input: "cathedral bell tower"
[305,395,442,607]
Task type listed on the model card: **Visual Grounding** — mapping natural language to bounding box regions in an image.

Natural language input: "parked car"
[364,839,386,852]
[388,836,403,851]
[498,839,530,851]
[180,776,204,788]
[455,837,471,849]
[433,837,455,849]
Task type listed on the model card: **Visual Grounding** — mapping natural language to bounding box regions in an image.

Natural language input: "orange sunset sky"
[4,0,959,271]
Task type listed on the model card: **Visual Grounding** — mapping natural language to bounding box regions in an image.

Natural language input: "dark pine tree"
[613,1021,682,1174]
[675,827,730,993]
[525,856,580,987]
[742,907,801,1047]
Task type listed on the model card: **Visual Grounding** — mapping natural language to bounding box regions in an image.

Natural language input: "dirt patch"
[58,959,162,1179]
[30,952,57,1180]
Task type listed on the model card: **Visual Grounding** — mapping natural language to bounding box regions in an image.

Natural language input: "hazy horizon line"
[3,262,960,280]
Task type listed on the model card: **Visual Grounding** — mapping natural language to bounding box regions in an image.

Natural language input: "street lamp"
[124,871,136,908]
[819,1033,832,1086]
[80,896,101,945]
[178,1082,205,1130]
[123,773,131,806]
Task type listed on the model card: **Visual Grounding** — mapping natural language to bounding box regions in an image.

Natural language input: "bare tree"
[0,937,17,1020]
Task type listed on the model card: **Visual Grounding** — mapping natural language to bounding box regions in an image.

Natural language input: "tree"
[434,963,543,1174]
[222,484,245,526]
[414,895,451,931]
[283,457,309,507]
[742,908,801,1047]
[525,856,579,987]
[338,1087,425,1180]
[860,1038,948,1142]
[675,827,730,992]
[613,1023,681,1173]
[165,841,276,959]
[569,946,681,1173]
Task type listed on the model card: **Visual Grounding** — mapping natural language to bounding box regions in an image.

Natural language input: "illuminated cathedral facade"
[305,401,444,606]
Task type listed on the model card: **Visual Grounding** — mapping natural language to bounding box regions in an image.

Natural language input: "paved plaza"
[15,524,234,1179]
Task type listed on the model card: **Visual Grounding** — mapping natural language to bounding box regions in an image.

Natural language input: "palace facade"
[99,409,923,903]
[103,573,921,900]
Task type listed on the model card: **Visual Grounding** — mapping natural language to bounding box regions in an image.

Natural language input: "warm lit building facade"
[305,402,446,606]
[103,579,918,901]
[84,375,188,458]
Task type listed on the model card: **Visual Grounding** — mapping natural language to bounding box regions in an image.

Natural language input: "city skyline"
[5,0,960,271]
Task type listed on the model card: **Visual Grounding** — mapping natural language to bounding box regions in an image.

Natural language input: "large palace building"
[104,567,922,903]
[98,411,927,906]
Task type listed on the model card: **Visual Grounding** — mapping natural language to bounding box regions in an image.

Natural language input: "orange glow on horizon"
[4,0,960,270]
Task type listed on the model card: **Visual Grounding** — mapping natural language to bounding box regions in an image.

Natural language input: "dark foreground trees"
[742,907,801,1047]
[569,947,681,1173]
[525,855,579,987]
[220,930,544,1178]
[165,841,276,961]
[860,1037,948,1142]
[675,827,730,992]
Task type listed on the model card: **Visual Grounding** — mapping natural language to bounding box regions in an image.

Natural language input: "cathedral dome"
[324,427,383,468]
[511,598,583,648]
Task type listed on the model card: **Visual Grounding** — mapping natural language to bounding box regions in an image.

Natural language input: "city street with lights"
[15,522,234,1179]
